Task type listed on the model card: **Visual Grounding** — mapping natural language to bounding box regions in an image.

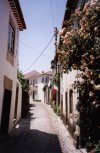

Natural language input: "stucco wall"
[61,70,78,119]
[0,0,20,133]
[37,77,44,102]
[29,75,52,102]
[16,81,22,123]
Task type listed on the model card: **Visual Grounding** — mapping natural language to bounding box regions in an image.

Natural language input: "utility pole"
[54,27,58,73]
[54,27,60,107]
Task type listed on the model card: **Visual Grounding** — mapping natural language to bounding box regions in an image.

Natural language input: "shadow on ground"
[0,104,62,153]
[0,129,62,153]
[29,103,36,108]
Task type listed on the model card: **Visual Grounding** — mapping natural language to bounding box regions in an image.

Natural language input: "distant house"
[24,70,52,102]
[0,0,26,135]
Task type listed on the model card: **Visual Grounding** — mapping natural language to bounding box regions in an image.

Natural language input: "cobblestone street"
[0,100,82,153]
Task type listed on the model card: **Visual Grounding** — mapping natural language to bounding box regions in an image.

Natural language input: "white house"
[24,70,52,103]
[0,0,26,134]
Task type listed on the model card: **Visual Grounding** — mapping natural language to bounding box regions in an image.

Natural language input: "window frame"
[42,77,44,83]
[45,76,49,83]
[8,21,15,56]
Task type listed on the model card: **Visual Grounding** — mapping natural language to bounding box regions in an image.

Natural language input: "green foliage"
[52,73,60,88]
[17,69,29,92]
[53,106,60,116]
[86,141,100,153]
[95,143,100,153]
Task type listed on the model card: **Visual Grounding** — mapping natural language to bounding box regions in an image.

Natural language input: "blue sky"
[19,0,66,73]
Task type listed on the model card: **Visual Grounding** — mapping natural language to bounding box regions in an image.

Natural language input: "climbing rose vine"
[58,1,100,152]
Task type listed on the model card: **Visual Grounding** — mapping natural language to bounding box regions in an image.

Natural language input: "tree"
[17,69,29,118]
[17,69,29,92]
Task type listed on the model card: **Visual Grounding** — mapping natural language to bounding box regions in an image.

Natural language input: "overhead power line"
[23,34,55,73]
[20,41,51,59]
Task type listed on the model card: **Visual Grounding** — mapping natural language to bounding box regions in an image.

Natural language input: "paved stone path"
[0,101,82,153]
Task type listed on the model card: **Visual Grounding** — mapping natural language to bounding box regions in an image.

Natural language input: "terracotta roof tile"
[24,70,52,79]
[24,70,40,79]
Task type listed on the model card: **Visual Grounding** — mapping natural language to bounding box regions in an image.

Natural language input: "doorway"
[69,89,73,114]
[1,89,12,134]
[0,76,12,135]
[61,95,63,119]
[65,92,68,124]
[14,85,19,123]
[33,91,34,100]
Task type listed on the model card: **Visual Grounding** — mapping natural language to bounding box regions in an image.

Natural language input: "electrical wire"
[23,34,55,73]
[19,41,51,59]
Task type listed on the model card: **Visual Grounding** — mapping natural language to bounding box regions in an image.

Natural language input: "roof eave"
[8,0,26,31]
[62,0,78,28]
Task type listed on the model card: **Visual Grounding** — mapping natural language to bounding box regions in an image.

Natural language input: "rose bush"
[58,1,100,152]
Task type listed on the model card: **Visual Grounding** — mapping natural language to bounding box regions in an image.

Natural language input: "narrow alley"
[0,100,81,153]
[0,0,100,153]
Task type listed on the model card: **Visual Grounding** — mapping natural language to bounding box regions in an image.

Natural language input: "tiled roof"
[44,71,52,75]
[8,0,26,30]
[24,70,40,79]
[37,71,52,77]
[24,70,52,79]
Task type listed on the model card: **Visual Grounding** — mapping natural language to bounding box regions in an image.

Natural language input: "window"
[42,77,44,83]
[33,79,37,86]
[33,80,35,86]
[8,23,15,55]
[45,77,49,83]
[29,80,32,85]
[35,79,37,84]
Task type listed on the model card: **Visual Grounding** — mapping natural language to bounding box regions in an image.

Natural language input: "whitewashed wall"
[37,76,44,102]
[0,0,21,132]
[61,70,78,119]
[16,81,22,122]
[29,75,52,102]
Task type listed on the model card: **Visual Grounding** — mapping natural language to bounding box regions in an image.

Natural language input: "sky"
[19,0,67,73]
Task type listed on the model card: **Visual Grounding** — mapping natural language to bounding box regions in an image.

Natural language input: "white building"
[24,70,52,103]
[0,0,26,134]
